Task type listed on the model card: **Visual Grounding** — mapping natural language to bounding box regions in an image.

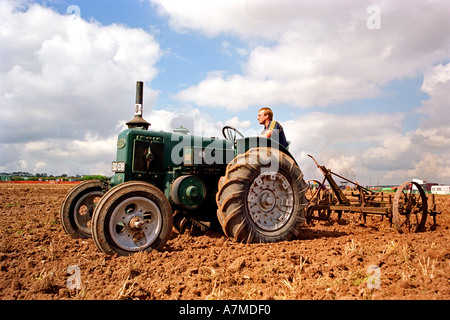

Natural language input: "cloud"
[1,133,118,176]
[151,0,375,40]
[0,1,162,175]
[34,161,46,173]
[285,62,450,185]
[153,0,450,185]
[151,0,268,38]
[148,108,221,137]
[0,3,161,143]
[416,63,450,129]
[154,0,450,110]
[147,108,253,139]
[282,111,406,183]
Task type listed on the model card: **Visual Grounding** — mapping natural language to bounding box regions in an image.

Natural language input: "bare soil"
[0,183,449,300]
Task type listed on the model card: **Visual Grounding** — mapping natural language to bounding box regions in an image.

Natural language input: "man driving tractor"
[258,107,289,149]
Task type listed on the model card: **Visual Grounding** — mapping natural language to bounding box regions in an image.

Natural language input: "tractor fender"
[235,137,298,166]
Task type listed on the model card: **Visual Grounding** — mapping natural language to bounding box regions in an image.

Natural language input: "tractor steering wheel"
[222,126,244,143]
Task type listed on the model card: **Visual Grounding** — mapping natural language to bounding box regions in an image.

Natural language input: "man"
[258,107,289,148]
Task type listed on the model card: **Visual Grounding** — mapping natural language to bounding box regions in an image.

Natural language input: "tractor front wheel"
[60,180,107,239]
[92,181,173,255]
[216,147,308,243]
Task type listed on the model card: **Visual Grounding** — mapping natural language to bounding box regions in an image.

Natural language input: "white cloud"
[175,74,279,110]
[326,155,358,181]
[285,62,450,185]
[33,161,46,173]
[0,1,162,175]
[283,112,407,183]
[147,108,253,138]
[153,0,450,184]
[148,108,221,137]
[416,63,450,129]
[284,111,404,152]
[151,0,268,38]
[18,160,27,170]
[1,133,118,176]
[224,116,251,130]
[154,0,450,109]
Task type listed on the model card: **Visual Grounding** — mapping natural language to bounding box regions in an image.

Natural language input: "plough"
[306,155,440,233]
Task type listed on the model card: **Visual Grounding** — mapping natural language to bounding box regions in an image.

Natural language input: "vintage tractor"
[60,81,309,255]
[60,82,440,256]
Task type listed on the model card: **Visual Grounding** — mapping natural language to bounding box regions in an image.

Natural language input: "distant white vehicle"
[431,185,450,195]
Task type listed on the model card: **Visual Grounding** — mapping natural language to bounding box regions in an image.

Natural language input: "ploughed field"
[0,183,449,300]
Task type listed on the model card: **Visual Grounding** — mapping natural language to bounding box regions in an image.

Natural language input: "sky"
[1,0,450,186]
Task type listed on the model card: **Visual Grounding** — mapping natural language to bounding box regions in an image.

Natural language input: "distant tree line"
[0,172,107,181]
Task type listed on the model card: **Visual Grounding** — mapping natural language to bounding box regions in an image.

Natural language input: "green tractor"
[60,82,308,255]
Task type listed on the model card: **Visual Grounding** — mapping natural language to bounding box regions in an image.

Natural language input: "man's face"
[258,111,267,125]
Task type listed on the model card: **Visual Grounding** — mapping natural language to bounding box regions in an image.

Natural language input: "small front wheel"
[60,180,106,239]
[92,181,173,255]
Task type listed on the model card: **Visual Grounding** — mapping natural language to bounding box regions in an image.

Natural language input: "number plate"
[111,161,125,173]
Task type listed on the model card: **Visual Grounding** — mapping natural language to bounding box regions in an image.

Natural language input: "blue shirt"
[261,120,288,149]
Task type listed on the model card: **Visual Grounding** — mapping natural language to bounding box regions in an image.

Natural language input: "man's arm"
[260,120,277,138]
[263,121,278,138]
[261,130,272,138]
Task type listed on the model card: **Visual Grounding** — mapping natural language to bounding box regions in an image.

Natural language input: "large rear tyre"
[92,181,173,256]
[60,180,107,239]
[216,147,308,243]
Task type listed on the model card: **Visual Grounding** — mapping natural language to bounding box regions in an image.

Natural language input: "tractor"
[60,81,309,255]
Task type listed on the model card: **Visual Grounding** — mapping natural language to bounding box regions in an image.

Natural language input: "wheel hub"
[129,216,145,230]
[257,190,276,212]
[73,191,101,236]
[247,171,294,231]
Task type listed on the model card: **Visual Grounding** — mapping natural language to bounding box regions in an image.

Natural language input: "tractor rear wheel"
[60,180,106,239]
[216,147,308,243]
[92,181,173,255]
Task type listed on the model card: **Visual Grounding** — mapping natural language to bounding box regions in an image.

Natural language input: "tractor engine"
[109,81,234,231]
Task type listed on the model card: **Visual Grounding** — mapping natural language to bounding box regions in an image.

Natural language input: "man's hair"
[259,107,273,121]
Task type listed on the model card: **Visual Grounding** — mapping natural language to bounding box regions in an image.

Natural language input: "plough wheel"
[305,179,322,201]
[305,179,331,224]
[392,181,428,233]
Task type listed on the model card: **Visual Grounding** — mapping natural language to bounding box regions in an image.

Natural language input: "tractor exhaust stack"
[126,81,150,130]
